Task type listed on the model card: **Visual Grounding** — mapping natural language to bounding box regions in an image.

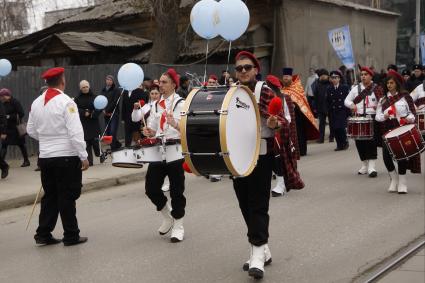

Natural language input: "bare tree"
[0,0,30,43]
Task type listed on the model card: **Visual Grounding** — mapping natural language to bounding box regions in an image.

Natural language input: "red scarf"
[44,88,61,105]
[158,99,166,130]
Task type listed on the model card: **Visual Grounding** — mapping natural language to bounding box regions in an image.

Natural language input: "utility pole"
[415,0,420,64]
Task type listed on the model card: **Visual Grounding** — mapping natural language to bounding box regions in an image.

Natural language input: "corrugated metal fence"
[0,64,228,159]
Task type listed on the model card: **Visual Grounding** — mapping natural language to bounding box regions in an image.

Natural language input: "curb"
[0,172,146,212]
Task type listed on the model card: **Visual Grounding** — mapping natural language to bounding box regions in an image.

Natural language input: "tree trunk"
[147,0,182,64]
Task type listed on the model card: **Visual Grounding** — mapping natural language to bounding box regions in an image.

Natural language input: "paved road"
[0,142,423,283]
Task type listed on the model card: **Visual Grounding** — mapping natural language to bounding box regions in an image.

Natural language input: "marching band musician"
[375,70,420,194]
[139,69,186,243]
[410,79,425,109]
[232,51,289,279]
[344,66,383,177]
[27,67,89,246]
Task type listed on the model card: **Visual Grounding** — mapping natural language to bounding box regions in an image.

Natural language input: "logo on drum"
[404,140,412,146]
[206,94,213,100]
[236,97,250,110]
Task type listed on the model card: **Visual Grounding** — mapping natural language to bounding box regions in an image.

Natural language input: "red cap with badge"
[235,51,261,72]
[387,70,404,86]
[41,67,65,80]
[166,68,180,89]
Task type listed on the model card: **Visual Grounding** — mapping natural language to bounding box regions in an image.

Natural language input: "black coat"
[74,91,101,140]
[406,75,425,92]
[2,97,25,145]
[0,102,6,135]
[121,88,148,131]
[312,79,331,114]
[326,84,350,129]
[101,84,121,115]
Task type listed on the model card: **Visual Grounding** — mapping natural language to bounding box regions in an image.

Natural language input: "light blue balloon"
[0,59,12,76]
[190,0,219,40]
[217,0,250,41]
[117,63,144,91]
[94,95,108,110]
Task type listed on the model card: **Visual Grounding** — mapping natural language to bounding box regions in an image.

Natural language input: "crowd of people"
[0,54,424,280]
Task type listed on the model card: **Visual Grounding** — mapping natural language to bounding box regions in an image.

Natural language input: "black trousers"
[145,159,186,219]
[382,144,407,174]
[272,155,283,177]
[295,109,307,156]
[1,143,29,161]
[86,138,100,166]
[233,153,273,246]
[355,139,377,161]
[334,128,348,149]
[0,141,7,169]
[36,156,82,241]
[124,122,139,147]
[318,112,329,142]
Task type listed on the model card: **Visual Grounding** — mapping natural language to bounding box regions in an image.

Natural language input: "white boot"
[248,244,266,279]
[161,182,170,192]
[170,217,184,242]
[358,160,368,175]
[368,159,377,177]
[243,244,272,271]
[158,205,173,235]
[387,171,398,193]
[271,177,286,197]
[397,174,407,194]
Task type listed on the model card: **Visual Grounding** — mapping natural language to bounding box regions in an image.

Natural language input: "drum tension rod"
[180,110,228,116]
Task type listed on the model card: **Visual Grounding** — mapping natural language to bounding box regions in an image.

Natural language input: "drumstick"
[26,185,43,231]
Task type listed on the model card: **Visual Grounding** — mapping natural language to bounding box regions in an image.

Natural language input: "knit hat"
[0,88,11,97]
[106,75,115,82]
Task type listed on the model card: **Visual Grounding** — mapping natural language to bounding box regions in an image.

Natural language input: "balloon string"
[203,40,209,84]
[225,41,232,85]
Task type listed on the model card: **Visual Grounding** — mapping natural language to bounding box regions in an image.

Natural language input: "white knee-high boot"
[158,205,173,235]
[170,217,184,242]
[368,159,377,177]
[248,244,266,279]
[387,171,398,192]
[358,160,368,174]
[271,176,286,197]
[243,244,272,271]
[397,174,407,194]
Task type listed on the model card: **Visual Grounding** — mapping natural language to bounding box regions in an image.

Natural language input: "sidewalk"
[378,247,425,283]
[0,155,146,212]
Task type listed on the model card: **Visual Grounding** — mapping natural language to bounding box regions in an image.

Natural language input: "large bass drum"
[180,86,260,177]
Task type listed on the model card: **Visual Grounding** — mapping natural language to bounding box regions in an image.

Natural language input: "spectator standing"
[406,64,425,92]
[312,69,332,143]
[74,80,102,166]
[101,75,121,150]
[0,100,7,178]
[304,68,318,113]
[0,88,30,167]
[176,75,190,98]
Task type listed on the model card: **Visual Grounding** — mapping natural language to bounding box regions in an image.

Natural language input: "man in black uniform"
[0,100,8,179]
[327,70,350,151]
[407,64,425,92]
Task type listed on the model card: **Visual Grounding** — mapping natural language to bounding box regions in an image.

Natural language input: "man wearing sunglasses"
[232,51,289,279]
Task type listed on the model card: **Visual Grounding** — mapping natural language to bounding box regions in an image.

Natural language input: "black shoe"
[368,171,377,178]
[34,167,41,172]
[63,236,88,246]
[21,160,30,167]
[329,138,334,143]
[317,140,324,144]
[343,143,349,150]
[248,268,264,279]
[271,191,283,197]
[243,258,272,271]
[1,165,9,179]
[210,176,221,182]
[35,236,62,246]
[99,153,106,164]
[334,148,342,151]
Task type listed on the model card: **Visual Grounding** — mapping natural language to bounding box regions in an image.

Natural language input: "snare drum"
[347,116,374,140]
[134,138,163,163]
[383,124,425,160]
[164,139,183,163]
[180,86,260,177]
[416,109,425,134]
[111,147,142,168]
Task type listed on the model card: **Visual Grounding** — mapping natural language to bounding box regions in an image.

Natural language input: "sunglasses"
[235,64,254,72]
[330,76,340,79]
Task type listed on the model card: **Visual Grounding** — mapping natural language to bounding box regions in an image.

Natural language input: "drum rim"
[180,88,202,176]
[219,85,260,177]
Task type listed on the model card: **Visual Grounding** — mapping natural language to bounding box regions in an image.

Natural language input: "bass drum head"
[220,86,260,176]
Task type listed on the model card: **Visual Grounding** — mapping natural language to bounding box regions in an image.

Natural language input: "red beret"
[360,66,374,77]
[166,68,179,89]
[0,88,11,97]
[266,75,282,89]
[235,51,261,72]
[209,74,218,81]
[387,70,404,85]
[41,67,64,80]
